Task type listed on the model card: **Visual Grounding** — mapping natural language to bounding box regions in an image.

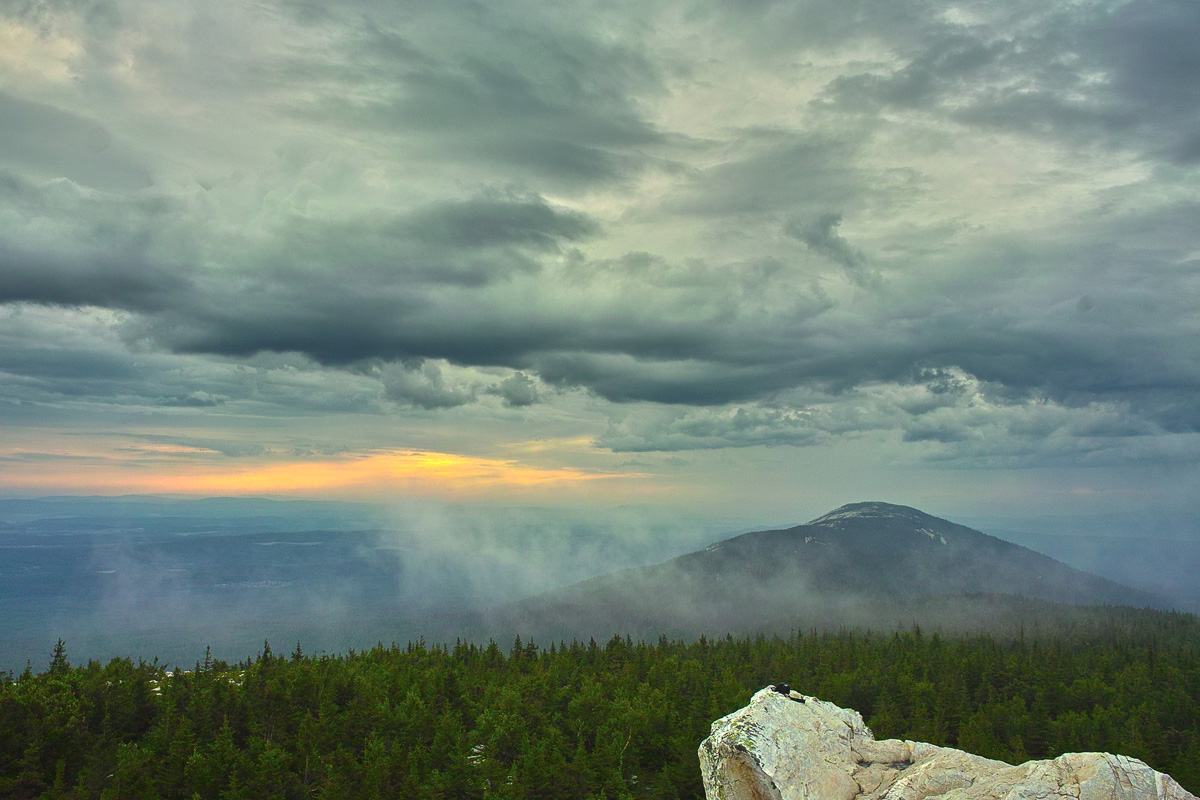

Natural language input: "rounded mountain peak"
[806,501,933,528]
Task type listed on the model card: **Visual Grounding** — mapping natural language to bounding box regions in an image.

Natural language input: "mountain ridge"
[476,501,1164,642]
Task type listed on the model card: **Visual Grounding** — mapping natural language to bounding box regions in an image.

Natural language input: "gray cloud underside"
[1,0,1199,458]
[595,372,1177,464]
[7,222,1195,435]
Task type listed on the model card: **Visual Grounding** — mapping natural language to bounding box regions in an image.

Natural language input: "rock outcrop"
[700,687,1195,800]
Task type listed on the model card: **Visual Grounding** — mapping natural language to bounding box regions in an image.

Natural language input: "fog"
[474,508,1171,646]
[372,501,748,610]
[0,496,742,673]
[3,496,1196,674]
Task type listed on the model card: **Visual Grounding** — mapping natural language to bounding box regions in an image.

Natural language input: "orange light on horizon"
[0,448,643,500]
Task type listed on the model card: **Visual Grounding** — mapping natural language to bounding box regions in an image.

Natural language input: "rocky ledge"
[699,687,1195,800]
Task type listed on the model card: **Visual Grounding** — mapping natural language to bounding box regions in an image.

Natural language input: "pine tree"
[48,638,69,675]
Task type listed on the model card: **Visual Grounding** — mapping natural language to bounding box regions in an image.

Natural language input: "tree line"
[2,608,1199,799]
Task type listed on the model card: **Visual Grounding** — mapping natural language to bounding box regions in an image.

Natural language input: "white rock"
[699,688,1195,800]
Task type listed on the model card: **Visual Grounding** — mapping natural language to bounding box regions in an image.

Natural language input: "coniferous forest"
[3,609,1200,800]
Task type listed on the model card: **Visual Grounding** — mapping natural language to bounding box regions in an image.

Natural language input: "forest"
[2,607,1199,800]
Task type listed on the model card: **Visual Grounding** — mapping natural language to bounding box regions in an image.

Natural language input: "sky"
[1,0,1198,522]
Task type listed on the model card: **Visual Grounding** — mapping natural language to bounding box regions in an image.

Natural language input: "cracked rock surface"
[699,688,1195,800]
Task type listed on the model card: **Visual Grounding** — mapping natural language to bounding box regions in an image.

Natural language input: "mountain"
[477,502,1164,641]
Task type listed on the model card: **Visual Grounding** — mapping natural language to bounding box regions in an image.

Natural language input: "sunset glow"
[0,447,640,500]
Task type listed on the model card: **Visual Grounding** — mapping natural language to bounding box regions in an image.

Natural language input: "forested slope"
[3,607,1200,799]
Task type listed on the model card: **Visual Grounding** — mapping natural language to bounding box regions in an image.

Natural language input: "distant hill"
[476,502,1164,642]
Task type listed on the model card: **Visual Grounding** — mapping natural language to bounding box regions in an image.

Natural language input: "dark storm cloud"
[146,296,688,379]
[0,171,189,311]
[271,219,542,289]
[1092,0,1200,163]
[15,215,1195,435]
[817,0,1200,163]
[237,195,600,290]
[532,353,804,406]
[0,241,186,311]
[286,9,672,188]
[398,197,599,251]
[5,183,1197,449]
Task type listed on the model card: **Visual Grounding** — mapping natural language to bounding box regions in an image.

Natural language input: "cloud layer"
[1,0,1198,510]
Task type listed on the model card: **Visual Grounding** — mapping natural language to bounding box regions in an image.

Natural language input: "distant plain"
[2,497,1197,673]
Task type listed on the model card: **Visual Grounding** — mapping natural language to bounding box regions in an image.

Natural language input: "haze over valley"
[4,496,1196,673]
[0,496,737,671]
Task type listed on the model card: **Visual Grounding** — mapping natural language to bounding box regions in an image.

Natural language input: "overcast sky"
[1,0,1198,521]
